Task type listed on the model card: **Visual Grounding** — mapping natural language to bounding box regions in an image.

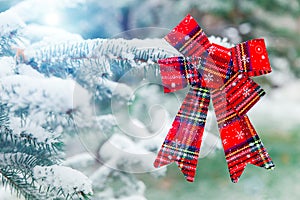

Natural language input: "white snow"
[63,153,95,169]
[99,133,167,175]
[104,79,134,101]
[9,116,60,144]
[16,64,44,78]
[0,57,15,78]
[0,10,25,37]
[0,188,23,200]
[33,165,93,195]
[0,75,90,114]
[208,35,233,48]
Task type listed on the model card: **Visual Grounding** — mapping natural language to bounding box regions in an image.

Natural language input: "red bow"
[154,14,275,183]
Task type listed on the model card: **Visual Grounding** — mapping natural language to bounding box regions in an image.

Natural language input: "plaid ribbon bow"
[154,14,275,183]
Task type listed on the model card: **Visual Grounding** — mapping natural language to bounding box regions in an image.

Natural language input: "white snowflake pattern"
[204,73,213,83]
[207,46,216,55]
[236,131,244,140]
[243,87,250,97]
[174,139,180,148]
[223,139,228,145]
[241,55,250,63]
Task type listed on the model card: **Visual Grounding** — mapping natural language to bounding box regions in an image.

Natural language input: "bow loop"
[231,39,272,76]
[164,14,211,57]
[159,57,201,93]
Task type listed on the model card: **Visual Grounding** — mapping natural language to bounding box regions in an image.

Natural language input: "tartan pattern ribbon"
[154,14,275,183]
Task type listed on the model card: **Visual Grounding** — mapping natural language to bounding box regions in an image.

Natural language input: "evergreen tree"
[1,0,297,199]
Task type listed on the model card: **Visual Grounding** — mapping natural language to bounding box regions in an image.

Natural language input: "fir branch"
[24,38,177,79]
[0,103,9,126]
[0,10,25,57]
[0,33,25,60]
[0,125,62,164]
[0,153,41,172]
[0,167,45,200]
[20,39,178,101]
[33,165,93,200]
[0,105,79,200]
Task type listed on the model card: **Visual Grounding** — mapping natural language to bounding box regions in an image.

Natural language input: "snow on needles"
[9,116,61,145]
[33,165,93,196]
[0,75,89,114]
[0,10,25,37]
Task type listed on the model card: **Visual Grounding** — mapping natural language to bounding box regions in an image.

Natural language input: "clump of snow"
[209,35,233,48]
[0,75,91,115]
[63,153,95,169]
[33,165,93,196]
[16,64,44,78]
[99,133,167,175]
[9,116,60,144]
[121,51,135,60]
[0,10,25,37]
[89,165,113,187]
[105,79,134,101]
[90,163,146,200]
[0,57,15,78]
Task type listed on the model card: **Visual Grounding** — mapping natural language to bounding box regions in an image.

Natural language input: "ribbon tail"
[154,86,210,182]
[212,88,275,183]
[222,116,275,183]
